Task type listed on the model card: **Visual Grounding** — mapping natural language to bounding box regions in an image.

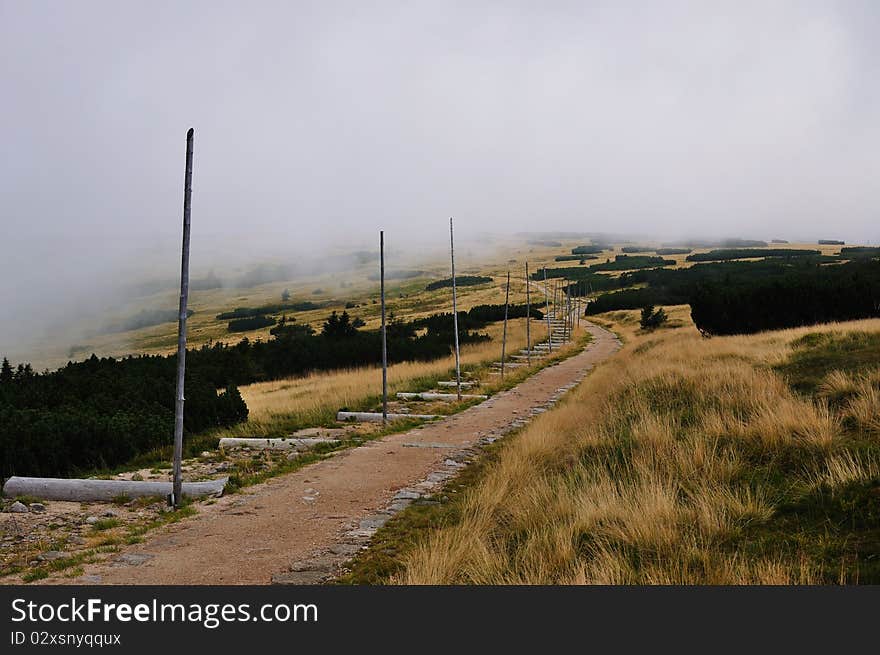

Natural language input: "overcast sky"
[2,1,880,351]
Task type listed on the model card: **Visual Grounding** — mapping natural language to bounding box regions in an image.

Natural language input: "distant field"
[228,317,579,438]
[17,238,860,369]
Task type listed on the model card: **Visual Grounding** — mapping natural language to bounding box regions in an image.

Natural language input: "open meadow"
[373,306,880,584]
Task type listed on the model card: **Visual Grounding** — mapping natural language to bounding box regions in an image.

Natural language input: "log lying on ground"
[219,437,338,451]
[396,392,488,401]
[336,411,439,422]
[437,380,475,388]
[2,476,227,502]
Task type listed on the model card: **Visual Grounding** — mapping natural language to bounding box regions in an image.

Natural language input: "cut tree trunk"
[2,476,227,503]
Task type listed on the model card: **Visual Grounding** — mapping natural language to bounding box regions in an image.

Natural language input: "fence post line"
[172,127,194,508]
[525,262,531,366]
[543,267,552,353]
[500,270,510,379]
[380,230,388,423]
[449,217,462,401]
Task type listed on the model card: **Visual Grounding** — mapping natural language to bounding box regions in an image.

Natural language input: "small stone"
[37,551,65,562]
[85,516,99,524]
[388,499,412,513]
[68,535,86,545]
[328,543,361,556]
[28,503,46,513]
[393,489,420,501]
[8,501,29,513]
[272,570,327,585]
[359,514,390,530]
[102,510,117,517]
[289,555,337,573]
[114,552,153,566]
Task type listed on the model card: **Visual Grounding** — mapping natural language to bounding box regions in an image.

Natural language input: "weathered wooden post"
[564,283,569,340]
[580,280,585,326]
[172,127,194,508]
[543,267,552,352]
[524,262,531,365]
[553,279,559,329]
[500,270,510,379]
[555,279,560,316]
[380,230,388,423]
[449,217,462,400]
[564,282,570,341]
[567,283,572,338]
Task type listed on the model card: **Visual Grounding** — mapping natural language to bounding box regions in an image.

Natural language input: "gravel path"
[60,322,620,585]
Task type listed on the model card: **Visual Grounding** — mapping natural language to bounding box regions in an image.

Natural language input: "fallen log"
[437,381,475,388]
[219,437,338,451]
[336,411,439,423]
[396,392,488,401]
[2,476,227,502]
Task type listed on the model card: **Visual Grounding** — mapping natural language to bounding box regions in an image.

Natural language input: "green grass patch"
[777,331,880,392]
[22,569,49,583]
[125,505,198,540]
[730,478,880,583]
[90,518,121,531]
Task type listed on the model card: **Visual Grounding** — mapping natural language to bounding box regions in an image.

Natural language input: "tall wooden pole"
[172,127,194,508]
[559,281,569,341]
[380,230,388,423]
[564,283,569,341]
[553,279,559,326]
[524,262,531,366]
[500,271,510,379]
[449,218,462,400]
[577,280,581,328]
[543,267,552,353]
[569,284,573,337]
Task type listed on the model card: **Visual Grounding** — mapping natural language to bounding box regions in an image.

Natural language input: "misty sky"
[2,1,880,351]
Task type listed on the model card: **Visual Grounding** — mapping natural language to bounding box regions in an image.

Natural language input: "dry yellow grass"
[228,316,585,436]
[396,308,880,585]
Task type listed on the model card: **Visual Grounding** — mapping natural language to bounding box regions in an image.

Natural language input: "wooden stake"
[579,280,583,326]
[568,284,573,337]
[554,279,559,326]
[450,217,462,400]
[525,262,531,366]
[564,283,570,341]
[543,267,552,353]
[172,127,193,508]
[500,270,510,379]
[380,230,388,423]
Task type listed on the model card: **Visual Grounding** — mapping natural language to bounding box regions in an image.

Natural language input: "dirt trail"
[62,322,620,585]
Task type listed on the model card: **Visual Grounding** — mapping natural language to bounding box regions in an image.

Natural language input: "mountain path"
[61,322,620,585]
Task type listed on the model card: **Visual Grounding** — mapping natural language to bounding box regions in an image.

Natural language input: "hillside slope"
[394,306,880,584]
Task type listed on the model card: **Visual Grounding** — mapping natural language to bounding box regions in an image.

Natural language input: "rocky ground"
[0,425,364,583]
